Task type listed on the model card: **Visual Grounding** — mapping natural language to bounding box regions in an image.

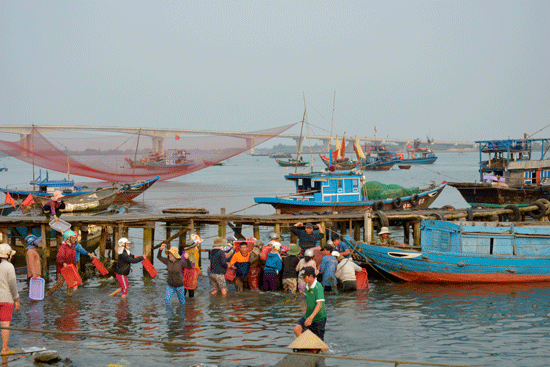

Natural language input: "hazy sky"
[1,1,549,144]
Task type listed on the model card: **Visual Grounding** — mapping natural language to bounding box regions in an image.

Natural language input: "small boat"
[162,207,209,214]
[400,138,437,164]
[319,155,358,170]
[254,169,446,214]
[0,202,18,216]
[269,153,292,159]
[275,158,309,167]
[354,219,550,283]
[32,186,119,212]
[398,165,411,170]
[448,138,550,207]
[0,171,159,202]
[126,150,195,172]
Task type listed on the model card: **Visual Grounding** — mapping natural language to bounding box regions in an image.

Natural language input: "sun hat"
[25,235,41,250]
[166,247,181,259]
[190,234,203,244]
[226,236,237,243]
[62,230,78,241]
[331,251,340,258]
[281,245,289,254]
[304,249,314,257]
[0,244,16,259]
[25,235,38,246]
[118,237,131,246]
[287,329,329,350]
[271,242,281,252]
[378,226,391,235]
[51,190,64,201]
[269,232,279,239]
[288,245,301,256]
[213,237,226,248]
[305,223,314,228]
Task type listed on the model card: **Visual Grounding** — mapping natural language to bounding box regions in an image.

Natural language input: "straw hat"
[166,247,181,259]
[51,190,64,201]
[378,227,390,235]
[288,245,301,256]
[213,237,226,248]
[287,330,329,350]
[0,244,16,259]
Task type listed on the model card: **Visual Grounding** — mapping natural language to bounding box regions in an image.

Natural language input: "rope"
[0,326,477,367]
[228,203,259,214]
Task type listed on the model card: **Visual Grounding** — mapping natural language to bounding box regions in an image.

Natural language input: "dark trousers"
[263,272,279,291]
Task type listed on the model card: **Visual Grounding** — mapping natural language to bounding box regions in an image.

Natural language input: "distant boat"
[275,158,309,167]
[400,138,437,164]
[448,138,550,207]
[319,155,358,171]
[398,165,411,170]
[269,153,292,159]
[0,167,5,172]
[355,219,550,283]
[0,171,159,202]
[126,149,195,172]
[254,169,446,214]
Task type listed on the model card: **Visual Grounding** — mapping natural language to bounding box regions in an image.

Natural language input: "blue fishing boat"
[353,219,550,283]
[399,138,437,164]
[448,138,550,207]
[0,171,159,202]
[254,170,446,214]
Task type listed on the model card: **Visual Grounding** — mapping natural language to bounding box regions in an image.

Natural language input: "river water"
[3,152,550,367]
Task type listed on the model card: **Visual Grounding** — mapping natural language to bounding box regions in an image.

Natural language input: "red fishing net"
[0,124,295,182]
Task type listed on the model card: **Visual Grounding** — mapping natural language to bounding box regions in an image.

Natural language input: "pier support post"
[218,208,226,238]
[114,224,123,260]
[40,224,49,279]
[143,223,154,275]
[320,222,326,247]
[99,228,108,259]
[166,222,171,246]
[413,221,421,246]
[364,212,373,243]
[403,223,410,245]
[354,222,361,241]
[253,224,260,241]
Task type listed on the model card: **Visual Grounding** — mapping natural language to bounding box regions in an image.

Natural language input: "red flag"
[22,194,35,206]
[4,192,16,208]
[374,126,377,133]
[340,136,346,157]
[175,135,180,140]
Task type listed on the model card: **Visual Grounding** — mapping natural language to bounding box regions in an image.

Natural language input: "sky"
[1,1,549,145]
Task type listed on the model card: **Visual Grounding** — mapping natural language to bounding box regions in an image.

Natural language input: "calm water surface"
[3,153,550,366]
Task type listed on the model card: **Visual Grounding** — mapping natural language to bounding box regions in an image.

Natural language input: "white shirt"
[335,258,362,282]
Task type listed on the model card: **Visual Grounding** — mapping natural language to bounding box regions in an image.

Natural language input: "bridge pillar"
[293,137,304,154]
[152,137,164,153]
[246,138,254,154]
[321,139,331,152]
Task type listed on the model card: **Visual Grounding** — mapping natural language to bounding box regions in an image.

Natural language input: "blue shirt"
[75,243,89,263]
[319,255,338,286]
[335,241,350,258]
[264,253,282,274]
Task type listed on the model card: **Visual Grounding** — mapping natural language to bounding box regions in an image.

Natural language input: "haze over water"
[3,152,550,367]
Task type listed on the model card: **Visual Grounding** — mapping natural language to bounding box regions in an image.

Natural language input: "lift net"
[0,124,296,183]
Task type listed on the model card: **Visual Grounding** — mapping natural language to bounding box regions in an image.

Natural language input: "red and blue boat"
[353,219,550,283]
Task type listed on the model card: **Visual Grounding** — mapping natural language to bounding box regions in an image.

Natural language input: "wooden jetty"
[1,203,549,277]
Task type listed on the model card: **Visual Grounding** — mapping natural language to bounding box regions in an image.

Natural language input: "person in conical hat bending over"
[110,238,144,298]
[42,190,66,221]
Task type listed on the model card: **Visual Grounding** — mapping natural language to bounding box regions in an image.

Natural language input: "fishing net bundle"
[0,124,295,183]
[361,181,421,200]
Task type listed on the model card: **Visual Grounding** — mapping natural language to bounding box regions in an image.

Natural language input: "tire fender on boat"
[432,211,444,220]
[504,204,522,222]
[373,210,389,228]
[123,184,131,191]
[373,201,384,211]
[392,197,402,209]
[528,200,547,219]
[409,193,419,207]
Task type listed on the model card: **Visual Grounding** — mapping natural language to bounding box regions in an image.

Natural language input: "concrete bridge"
[0,125,476,154]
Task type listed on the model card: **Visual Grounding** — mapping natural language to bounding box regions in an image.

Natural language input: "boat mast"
[330,91,336,152]
[133,128,141,178]
[296,93,307,173]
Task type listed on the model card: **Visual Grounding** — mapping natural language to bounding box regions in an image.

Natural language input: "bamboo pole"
[40,224,48,278]
[364,212,372,243]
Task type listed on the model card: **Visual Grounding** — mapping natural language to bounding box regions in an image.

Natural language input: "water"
[4,152,550,366]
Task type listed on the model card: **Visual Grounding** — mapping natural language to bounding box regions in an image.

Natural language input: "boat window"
[338,180,343,188]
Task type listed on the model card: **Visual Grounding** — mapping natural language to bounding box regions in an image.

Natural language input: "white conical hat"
[287,330,329,350]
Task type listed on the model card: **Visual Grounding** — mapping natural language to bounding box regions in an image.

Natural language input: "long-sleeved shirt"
[75,243,89,263]
[335,258,362,282]
[290,227,324,250]
[56,242,76,274]
[264,252,282,274]
[281,255,300,279]
[296,258,318,280]
[209,248,228,275]
[43,199,66,217]
[319,255,338,286]
[116,250,144,276]
[157,250,192,287]
[26,247,41,278]
[0,260,19,303]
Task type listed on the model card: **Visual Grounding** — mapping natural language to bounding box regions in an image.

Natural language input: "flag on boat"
[353,137,366,159]
[4,192,16,208]
[22,194,35,206]
[374,126,377,133]
[175,135,180,140]
[332,135,341,161]
[340,135,346,158]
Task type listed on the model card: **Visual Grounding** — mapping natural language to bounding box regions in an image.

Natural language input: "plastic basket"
[225,267,236,281]
[142,257,157,278]
[92,257,109,276]
[60,264,82,288]
[183,268,199,290]
[49,218,71,233]
[356,268,369,290]
[29,277,45,301]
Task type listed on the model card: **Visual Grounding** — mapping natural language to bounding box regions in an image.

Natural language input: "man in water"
[291,222,324,252]
[294,266,327,341]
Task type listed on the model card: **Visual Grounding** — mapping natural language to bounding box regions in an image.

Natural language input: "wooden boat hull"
[447,182,550,207]
[255,183,445,214]
[398,165,411,169]
[275,158,309,167]
[32,187,119,212]
[361,161,395,171]
[319,155,357,170]
[399,157,437,164]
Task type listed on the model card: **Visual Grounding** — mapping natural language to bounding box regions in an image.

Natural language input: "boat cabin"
[30,171,80,194]
[285,171,364,203]
[477,138,550,185]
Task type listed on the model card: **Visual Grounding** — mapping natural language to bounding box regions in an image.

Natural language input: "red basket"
[61,264,82,288]
[91,257,109,276]
[260,245,272,261]
[225,267,236,281]
[142,257,158,278]
[183,268,199,290]
[356,268,369,290]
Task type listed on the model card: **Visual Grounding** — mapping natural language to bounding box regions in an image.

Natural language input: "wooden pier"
[1,202,548,276]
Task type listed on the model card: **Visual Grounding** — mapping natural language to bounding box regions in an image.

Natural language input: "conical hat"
[287,330,329,350]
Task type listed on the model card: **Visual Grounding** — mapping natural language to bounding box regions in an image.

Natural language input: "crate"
[92,257,109,276]
[49,218,71,233]
[142,257,157,278]
[29,277,45,301]
[60,264,82,288]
